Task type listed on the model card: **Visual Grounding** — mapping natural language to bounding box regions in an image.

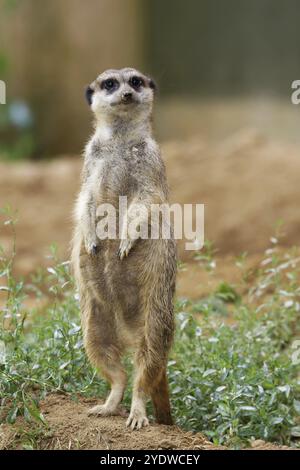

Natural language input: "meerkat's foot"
[87,404,128,418]
[84,236,99,256]
[117,239,134,260]
[126,406,149,430]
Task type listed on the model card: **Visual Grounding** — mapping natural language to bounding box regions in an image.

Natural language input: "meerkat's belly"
[79,237,146,317]
[78,153,174,333]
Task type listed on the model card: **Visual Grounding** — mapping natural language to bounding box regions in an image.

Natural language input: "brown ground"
[0,394,292,450]
[0,131,299,450]
[1,129,300,281]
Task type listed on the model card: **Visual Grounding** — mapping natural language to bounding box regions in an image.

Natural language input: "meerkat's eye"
[130,76,144,90]
[101,78,119,92]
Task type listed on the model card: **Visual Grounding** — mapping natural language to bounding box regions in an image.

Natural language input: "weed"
[0,213,299,448]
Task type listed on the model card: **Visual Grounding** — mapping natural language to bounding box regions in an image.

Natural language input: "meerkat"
[71,68,176,430]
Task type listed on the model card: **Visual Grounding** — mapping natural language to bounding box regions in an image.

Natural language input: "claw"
[85,240,99,256]
[118,239,133,260]
[91,243,99,256]
[126,411,149,430]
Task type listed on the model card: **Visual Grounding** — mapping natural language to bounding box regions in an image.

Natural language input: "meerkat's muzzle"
[121,91,134,104]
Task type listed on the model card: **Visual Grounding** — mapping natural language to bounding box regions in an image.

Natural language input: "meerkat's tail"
[135,299,174,425]
[141,269,175,423]
[150,368,173,425]
[136,240,176,425]
[143,303,174,425]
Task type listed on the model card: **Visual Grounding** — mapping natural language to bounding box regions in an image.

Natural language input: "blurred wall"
[0,0,143,156]
[1,0,300,157]
[145,0,300,97]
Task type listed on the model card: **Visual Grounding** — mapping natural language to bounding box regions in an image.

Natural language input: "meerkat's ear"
[85,85,94,106]
[149,78,157,93]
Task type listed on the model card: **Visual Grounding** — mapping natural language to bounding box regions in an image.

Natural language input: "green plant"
[0,210,107,425]
[170,241,300,447]
[0,213,299,448]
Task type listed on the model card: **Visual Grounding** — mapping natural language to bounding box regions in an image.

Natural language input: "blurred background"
[0,0,300,284]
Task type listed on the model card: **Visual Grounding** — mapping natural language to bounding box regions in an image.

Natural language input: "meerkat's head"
[85,68,156,125]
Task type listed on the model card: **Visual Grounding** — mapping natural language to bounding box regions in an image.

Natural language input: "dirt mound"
[0,394,222,450]
[0,394,293,450]
[0,130,299,277]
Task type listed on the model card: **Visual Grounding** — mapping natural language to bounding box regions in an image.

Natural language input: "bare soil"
[0,394,292,450]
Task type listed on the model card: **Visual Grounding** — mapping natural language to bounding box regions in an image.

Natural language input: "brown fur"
[71,68,176,429]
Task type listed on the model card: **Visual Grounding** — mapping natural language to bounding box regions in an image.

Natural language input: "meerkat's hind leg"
[127,297,174,429]
[126,381,149,430]
[88,367,127,417]
[127,363,172,429]
[126,353,150,430]
[126,400,149,430]
[82,300,127,418]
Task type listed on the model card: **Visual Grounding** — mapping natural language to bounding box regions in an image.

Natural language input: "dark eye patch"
[101,78,119,92]
[129,76,145,90]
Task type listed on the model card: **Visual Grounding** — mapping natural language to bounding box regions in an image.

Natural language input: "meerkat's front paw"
[126,408,149,430]
[84,235,99,256]
[88,404,128,418]
[117,239,134,260]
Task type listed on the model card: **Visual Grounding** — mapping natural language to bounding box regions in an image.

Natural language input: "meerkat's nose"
[121,91,133,103]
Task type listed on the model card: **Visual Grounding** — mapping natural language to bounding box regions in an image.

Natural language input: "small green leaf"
[203,369,217,378]
[293,400,300,414]
[291,426,300,437]
[7,406,18,424]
